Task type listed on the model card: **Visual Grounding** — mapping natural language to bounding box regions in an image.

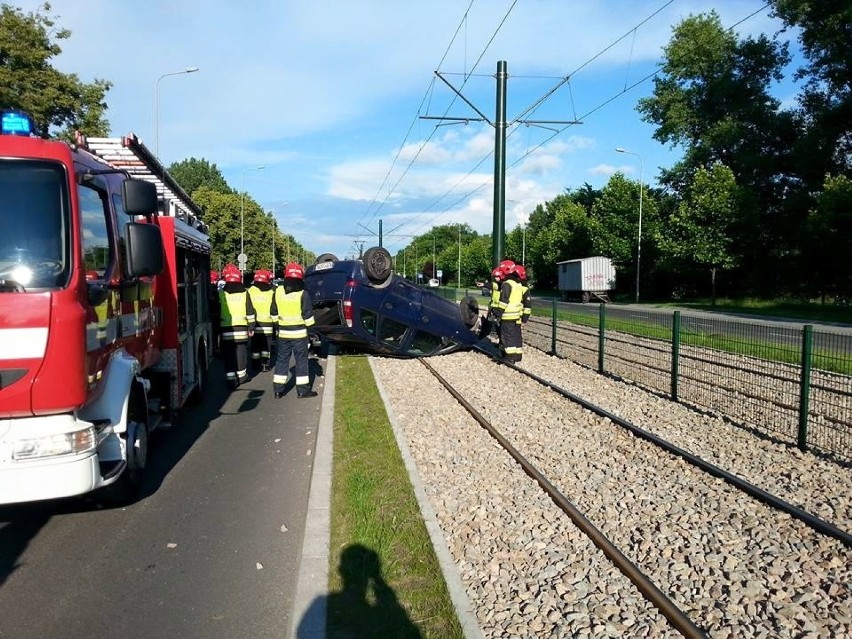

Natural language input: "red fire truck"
[0,109,214,504]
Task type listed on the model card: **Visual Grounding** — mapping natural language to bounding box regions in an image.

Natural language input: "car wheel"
[459,294,480,329]
[363,246,393,284]
[315,253,338,264]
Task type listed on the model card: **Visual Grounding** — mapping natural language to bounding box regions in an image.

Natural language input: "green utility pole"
[422,61,581,270]
[492,61,508,268]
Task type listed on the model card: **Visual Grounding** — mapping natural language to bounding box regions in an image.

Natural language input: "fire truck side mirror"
[122,179,158,216]
[124,222,164,278]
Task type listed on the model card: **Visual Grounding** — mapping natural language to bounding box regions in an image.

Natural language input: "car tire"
[459,294,480,328]
[363,246,393,285]
[315,253,338,264]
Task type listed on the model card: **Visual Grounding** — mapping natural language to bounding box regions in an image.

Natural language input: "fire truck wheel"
[102,392,148,505]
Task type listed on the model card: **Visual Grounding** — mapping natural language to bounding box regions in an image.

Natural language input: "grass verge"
[328,354,465,639]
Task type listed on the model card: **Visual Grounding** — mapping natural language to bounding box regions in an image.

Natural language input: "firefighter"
[493,262,530,363]
[479,262,510,339]
[218,263,256,388]
[248,269,276,371]
[271,262,317,399]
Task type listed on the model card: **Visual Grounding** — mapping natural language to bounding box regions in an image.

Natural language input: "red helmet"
[253,269,272,284]
[222,263,242,283]
[491,266,505,281]
[284,262,304,279]
[498,259,516,272]
[514,265,527,281]
[209,270,219,284]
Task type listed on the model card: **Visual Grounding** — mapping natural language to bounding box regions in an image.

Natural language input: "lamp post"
[432,233,436,283]
[240,165,265,272]
[153,66,199,159]
[522,222,527,265]
[268,203,289,277]
[615,147,644,303]
[457,224,462,289]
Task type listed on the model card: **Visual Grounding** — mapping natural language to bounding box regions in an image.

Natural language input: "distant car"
[427,278,440,287]
[304,247,497,357]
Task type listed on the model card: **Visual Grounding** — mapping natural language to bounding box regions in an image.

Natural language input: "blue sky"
[17,0,798,261]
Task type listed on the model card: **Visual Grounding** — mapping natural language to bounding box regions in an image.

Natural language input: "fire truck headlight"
[12,427,96,460]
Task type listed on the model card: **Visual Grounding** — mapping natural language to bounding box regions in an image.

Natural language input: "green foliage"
[0,3,111,138]
[660,163,740,300]
[168,157,233,197]
[802,174,852,298]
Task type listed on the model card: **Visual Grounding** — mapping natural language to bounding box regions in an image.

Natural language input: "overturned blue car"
[304,247,497,357]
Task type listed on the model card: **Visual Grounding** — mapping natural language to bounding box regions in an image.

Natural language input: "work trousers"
[221,338,250,386]
[499,320,523,362]
[251,326,275,368]
[273,337,311,394]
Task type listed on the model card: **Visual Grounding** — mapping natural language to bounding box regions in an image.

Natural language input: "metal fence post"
[798,324,813,452]
[551,300,557,355]
[671,311,681,401]
[598,303,606,374]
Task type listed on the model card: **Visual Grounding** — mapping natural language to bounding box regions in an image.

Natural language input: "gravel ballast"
[370,350,852,639]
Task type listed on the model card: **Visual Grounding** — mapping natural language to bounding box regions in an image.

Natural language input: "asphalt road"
[0,357,323,639]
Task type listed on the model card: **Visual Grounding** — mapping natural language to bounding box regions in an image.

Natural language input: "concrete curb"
[288,354,336,639]
[370,356,485,639]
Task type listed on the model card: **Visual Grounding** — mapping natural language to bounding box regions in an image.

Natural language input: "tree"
[637,11,792,293]
[168,157,233,197]
[770,1,852,181]
[659,163,740,303]
[801,174,852,301]
[0,3,111,138]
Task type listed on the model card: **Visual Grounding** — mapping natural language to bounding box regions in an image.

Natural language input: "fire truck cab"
[0,109,213,504]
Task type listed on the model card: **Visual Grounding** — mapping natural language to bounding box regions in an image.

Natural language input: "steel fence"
[526,300,852,461]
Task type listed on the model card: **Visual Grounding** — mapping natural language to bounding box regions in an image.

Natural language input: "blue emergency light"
[1,109,35,136]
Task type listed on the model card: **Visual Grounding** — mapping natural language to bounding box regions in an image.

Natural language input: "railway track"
[371,351,852,638]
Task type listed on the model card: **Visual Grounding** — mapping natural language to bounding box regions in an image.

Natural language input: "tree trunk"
[710,267,717,305]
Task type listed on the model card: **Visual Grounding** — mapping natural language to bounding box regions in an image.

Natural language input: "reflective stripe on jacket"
[274,288,316,339]
[219,290,255,341]
[248,286,275,327]
[497,279,525,321]
[489,280,501,311]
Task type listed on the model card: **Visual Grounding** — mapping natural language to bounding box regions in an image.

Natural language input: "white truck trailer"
[557,256,616,302]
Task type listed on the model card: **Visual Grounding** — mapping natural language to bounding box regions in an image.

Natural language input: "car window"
[361,309,378,336]
[378,316,408,346]
[407,330,443,355]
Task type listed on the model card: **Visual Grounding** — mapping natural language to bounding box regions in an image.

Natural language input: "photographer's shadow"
[297,543,423,638]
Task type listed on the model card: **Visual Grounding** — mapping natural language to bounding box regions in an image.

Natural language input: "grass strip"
[328,354,465,639]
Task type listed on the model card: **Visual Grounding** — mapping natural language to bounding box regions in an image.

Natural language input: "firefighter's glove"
[521,315,529,324]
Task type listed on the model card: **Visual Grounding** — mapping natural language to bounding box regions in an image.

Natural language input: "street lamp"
[240,166,265,272]
[615,147,644,303]
[268,203,290,277]
[457,223,462,289]
[153,66,199,159]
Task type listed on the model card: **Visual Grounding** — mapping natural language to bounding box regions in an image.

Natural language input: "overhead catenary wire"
[384,2,772,255]
[354,0,476,232]
[359,0,520,233]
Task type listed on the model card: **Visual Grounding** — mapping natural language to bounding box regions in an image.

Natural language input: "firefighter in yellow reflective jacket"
[248,269,276,371]
[493,263,531,362]
[480,260,514,339]
[218,263,256,388]
[271,262,317,399]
